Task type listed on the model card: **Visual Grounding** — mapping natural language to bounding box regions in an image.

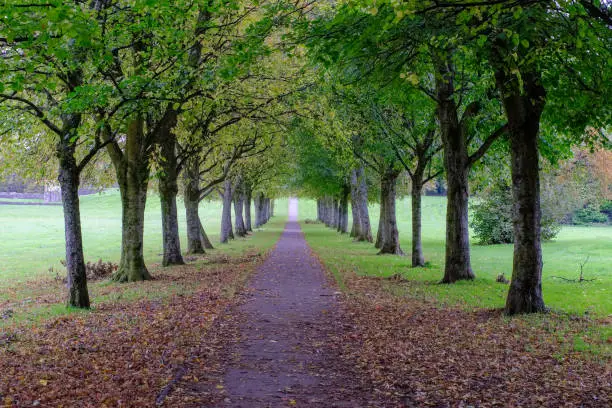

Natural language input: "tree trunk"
[270,199,275,217]
[183,159,206,254]
[254,192,263,228]
[113,117,152,282]
[339,186,350,234]
[497,70,547,315]
[378,169,403,255]
[263,197,271,224]
[375,197,385,249]
[220,179,234,243]
[244,187,253,232]
[331,198,338,229]
[158,113,184,266]
[199,220,214,249]
[57,139,90,308]
[441,155,473,282]
[355,166,373,242]
[336,197,342,233]
[234,193,247,237]
[411,178,426,267]
[434,55,475,283]
[322,197,330,227]
[350,170,360,238]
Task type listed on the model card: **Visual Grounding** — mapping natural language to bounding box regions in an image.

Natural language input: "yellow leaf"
[39,379,48,386]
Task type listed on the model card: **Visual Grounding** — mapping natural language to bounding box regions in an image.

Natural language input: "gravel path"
[217,198,375,407]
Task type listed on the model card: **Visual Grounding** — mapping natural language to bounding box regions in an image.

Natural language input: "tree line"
[288,0,610,315]
[0,1,297,308]
[0,1,609,316]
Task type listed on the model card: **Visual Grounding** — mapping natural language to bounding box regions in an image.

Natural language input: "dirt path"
[212,198,377,407]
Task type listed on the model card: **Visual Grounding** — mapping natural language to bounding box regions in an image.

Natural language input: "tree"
[456,0,611,313]
[299,3,506,278]
[0,1,118,307]
[372,90,443,266]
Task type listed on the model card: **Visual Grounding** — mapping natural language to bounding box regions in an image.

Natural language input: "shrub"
[471,183,561,245]
[600,200,612,222]
[572,205,609,225]
[58,259,118,281]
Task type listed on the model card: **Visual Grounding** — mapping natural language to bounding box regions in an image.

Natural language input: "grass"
[298,196,612,318]
[0,191,288,325]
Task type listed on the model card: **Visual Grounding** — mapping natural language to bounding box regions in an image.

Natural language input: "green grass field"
[0,191,288,300]
[298,197,612,318]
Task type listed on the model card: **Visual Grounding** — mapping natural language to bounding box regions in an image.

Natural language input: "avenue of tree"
[0,1,610,315]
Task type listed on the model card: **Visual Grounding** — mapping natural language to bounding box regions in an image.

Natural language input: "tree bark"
[339,185,350,234]
[434,54,475,283]
[233,181,247,237]
[378,169,403,255]
[220,178,234,243]
[254,192,263,227]
[158,110,184,266]
[375,197,385,249]
[331,198,339,229]
[263,197,271,224]
[183,159,206,254]
[244,186,253,232]
[199,220,214,249]
[57,132,90,308]
[350,170,361,238]
[497,69,547,315]
[354,167,373,242]
[411,177,426,267]
[112,117,152,282]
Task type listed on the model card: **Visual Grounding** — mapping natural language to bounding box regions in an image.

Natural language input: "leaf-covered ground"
[0,253,262,407]
[332,272,611,407]
[1,219,610,407]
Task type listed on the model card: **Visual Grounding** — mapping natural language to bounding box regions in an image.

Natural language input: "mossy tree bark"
[106,117,152,282]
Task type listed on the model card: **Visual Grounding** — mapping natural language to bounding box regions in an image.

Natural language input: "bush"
[572,205,609,225]
[471,183,561,245]
[600,200,612,222]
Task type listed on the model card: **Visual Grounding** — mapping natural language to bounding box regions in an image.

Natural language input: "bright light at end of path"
[288,197,299,221]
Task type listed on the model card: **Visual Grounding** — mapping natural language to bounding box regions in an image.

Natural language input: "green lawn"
[0,190,288,288]
[298,196,612,318]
